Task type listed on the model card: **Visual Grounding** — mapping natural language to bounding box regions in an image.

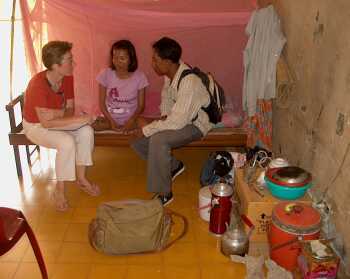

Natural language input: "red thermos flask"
[209,182,233,235]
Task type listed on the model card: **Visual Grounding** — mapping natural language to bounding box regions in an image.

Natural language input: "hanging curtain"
[19,0,41,76]
[19,0,255,116]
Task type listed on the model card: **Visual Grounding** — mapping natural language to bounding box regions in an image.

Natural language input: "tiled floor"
[0,146,247,279]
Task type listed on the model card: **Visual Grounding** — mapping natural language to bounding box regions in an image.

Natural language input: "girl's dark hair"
[110,40,138,72]
[152,37,182,63]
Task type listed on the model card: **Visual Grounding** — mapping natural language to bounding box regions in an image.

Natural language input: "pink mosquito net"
[20,0,256,116]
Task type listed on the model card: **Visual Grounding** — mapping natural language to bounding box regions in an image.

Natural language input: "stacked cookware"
[264,166,312,200]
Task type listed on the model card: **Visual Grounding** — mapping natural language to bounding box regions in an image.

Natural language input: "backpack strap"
[176,66,210,123]
[177,69,194,90]
[176,67,210,92]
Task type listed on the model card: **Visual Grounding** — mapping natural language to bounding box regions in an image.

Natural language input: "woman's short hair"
[42,41,72,70]
[110,40,138,72]
[152,37,182,63]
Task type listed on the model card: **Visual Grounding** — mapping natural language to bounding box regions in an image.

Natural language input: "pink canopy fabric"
[20,0,256,116]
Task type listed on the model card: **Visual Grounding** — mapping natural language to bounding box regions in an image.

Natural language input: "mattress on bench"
[9,127,247,148]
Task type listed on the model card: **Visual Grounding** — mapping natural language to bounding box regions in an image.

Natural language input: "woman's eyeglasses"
[46,77,66,109]
[55,91,66,110]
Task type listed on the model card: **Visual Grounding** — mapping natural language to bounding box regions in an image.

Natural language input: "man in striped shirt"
[131,37,212,205]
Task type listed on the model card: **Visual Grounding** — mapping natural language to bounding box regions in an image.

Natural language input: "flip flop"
[77,182,101,196]
[52,190,69,212]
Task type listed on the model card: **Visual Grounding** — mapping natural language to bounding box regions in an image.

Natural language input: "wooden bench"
[6,94,247,177]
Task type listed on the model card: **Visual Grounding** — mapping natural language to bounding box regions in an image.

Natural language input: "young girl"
[95,40,149,132]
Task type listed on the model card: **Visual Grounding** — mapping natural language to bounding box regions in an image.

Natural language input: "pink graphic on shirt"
[110,88,119,98]
[107,87,122,109]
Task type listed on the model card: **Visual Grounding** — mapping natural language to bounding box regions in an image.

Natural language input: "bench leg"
[25,145,31,166]
[13,145,23,177]
[36,145,40,155]
[26,145,41,167]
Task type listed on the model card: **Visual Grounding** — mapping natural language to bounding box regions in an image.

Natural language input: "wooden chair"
[5,94,40,177]
[0,207,48,279]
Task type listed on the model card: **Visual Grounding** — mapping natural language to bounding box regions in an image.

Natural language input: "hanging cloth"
[245,99,273,150]
[242,5,286,150]
[242,5,286,117]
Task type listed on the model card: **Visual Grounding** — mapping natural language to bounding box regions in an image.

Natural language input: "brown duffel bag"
[88,199,187,255]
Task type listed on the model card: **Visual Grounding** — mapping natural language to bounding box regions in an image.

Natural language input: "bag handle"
[132,208,188,255]
[159,208,188,251]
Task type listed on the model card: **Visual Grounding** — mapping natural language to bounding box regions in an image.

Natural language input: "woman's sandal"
[52,190,69,212]
[77,181,101,196]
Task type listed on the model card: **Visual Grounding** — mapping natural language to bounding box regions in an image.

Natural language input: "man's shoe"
[154,192,173,206]
[171,161,185,181]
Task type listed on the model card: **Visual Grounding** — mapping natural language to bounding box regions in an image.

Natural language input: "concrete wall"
[270,0,350,275]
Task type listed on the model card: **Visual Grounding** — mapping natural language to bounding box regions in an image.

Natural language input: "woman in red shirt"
[23,41,100,211]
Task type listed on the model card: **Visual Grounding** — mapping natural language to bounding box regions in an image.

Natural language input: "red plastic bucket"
[269,202,321,271]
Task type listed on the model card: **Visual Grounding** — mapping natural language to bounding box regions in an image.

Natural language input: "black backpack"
[200,151,234,187]
[177,66,225,124]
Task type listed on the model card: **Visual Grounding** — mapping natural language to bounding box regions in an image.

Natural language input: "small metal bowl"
[272,166,311,185]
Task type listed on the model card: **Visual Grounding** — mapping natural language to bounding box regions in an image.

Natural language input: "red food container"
[209,182,233,235]
[268,202,321,271]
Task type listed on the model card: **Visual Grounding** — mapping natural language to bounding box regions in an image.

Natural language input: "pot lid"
[266,167,312,187]
[272,166,312,184]
[211,182,233,197]
[272,202,321,234]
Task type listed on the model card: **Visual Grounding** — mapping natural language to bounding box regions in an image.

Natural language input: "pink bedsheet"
[20,0,256,116]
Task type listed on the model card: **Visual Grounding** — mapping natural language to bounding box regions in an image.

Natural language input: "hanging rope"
[9,0,17,101]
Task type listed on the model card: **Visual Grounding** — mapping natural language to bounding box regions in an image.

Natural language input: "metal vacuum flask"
[209,182,233,235]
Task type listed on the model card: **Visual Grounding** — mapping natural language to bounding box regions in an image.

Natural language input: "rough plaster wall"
[272,0,350,275]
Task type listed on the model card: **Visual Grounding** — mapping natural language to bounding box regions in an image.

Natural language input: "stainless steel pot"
[271,166,311,184]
